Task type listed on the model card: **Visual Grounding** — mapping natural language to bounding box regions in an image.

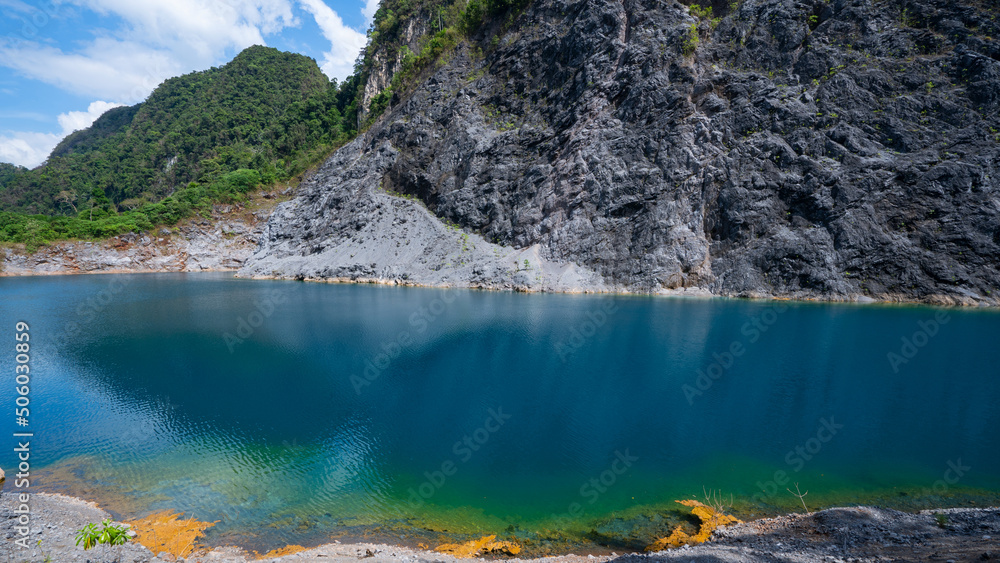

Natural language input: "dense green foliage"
[0,169,263,251]
[0,163,24,187]
[0,46,361,248]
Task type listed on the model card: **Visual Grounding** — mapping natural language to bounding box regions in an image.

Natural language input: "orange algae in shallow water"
[646,499,741,551]
[257,544,307,558]
[435,535,522,557]
[645,525,690,550]
[127,510,216,558]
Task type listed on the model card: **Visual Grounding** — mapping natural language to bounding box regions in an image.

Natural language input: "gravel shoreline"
[2,493,997,563]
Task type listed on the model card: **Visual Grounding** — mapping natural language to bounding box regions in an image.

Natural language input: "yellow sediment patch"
[646,500,741,551]
[435,534,522,558]
[127,510,216,559]
[257,544,307,558]
[645,525,690,551]
[33,456,165,516]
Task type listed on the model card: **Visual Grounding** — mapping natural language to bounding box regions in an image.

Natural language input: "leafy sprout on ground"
[75,519,131,550]
[934,512,949,528]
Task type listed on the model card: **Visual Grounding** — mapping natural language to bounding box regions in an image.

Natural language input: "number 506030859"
[15,322,30,421]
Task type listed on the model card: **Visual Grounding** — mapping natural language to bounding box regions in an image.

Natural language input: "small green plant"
[689,4,712,19]
[75,519,131,551]
[900,7,915,27]
[682,23,699,55]
[34,539,54,563]
[934,512,949,528]
[523,258,532,271]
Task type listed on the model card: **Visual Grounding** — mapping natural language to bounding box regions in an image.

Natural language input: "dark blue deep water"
[1,273,998,553]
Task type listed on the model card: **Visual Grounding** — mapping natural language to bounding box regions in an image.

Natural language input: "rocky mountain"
[242,0,1000,304]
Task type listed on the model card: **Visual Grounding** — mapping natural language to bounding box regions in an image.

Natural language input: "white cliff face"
[1,205,266,276]
[359,17,429,125]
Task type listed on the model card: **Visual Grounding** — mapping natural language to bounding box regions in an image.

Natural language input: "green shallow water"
[1,273,998,554]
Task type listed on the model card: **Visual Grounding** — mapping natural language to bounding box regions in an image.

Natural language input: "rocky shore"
[2,492,996,563]
[1,186,993,307]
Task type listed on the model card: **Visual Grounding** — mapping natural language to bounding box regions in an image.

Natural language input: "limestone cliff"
[243,0,1000,304]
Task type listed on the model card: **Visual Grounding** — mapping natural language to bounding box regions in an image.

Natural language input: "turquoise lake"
[1,272,998,554]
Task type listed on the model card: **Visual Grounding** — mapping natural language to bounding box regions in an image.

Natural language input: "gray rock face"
[244,0,1000,304]
[240,138,609,292]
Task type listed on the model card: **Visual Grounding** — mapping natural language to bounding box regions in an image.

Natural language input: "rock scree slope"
[241,0,1000,304]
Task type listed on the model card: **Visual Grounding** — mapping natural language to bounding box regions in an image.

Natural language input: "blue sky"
[0,0,378,168]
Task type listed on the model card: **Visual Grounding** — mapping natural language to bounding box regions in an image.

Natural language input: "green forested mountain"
[0,45,361,247]
[0,0,528,250]
[3,46,359,215]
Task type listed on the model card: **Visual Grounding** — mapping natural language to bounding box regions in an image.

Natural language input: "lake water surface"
[1,273,998,554]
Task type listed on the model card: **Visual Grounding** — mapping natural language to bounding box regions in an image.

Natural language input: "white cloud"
[0,0,301,104]
[58,100,125,135]
[362,0,379,26]
[0,131,61,169]
[0,100,123,168]
[0,40,182,103]
[298,0,367,81]
[76,0,297,59]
